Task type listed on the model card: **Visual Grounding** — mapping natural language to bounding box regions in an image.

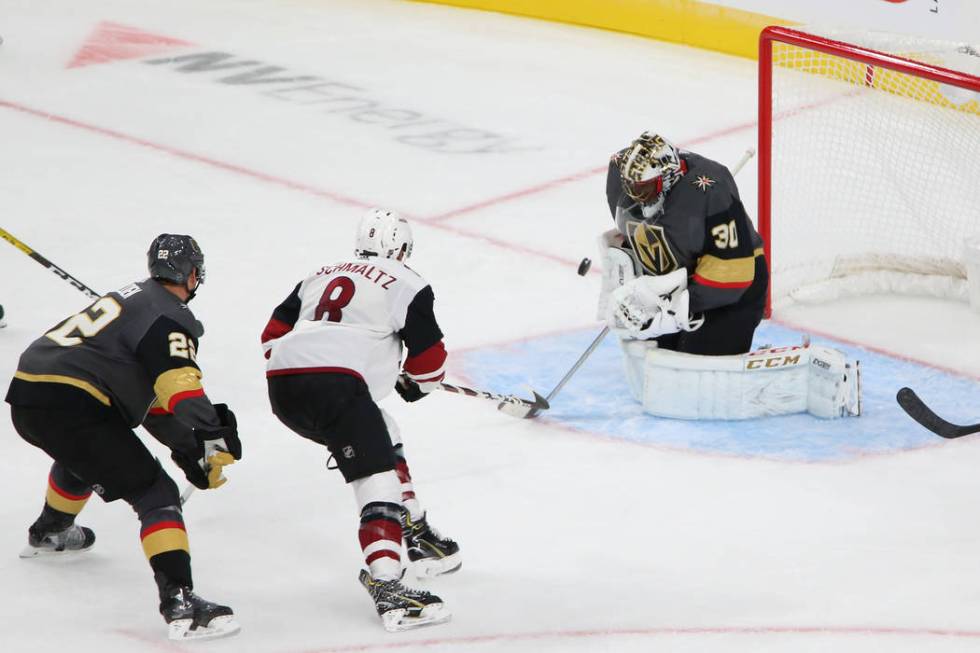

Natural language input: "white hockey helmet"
[615,132,686,217]
[354,208,414,261]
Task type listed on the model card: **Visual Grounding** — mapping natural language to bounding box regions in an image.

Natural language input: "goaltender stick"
[600,131,860,419]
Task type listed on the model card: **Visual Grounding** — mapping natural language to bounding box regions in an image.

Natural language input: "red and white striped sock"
[352,470,403,580]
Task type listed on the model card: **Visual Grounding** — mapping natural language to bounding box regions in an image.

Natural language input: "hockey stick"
[731,147,756,176]
[525,326,610,419]
[896,387,980,438]
[436,382,549,419]
[1,228,203,499]
[0,227,101,299]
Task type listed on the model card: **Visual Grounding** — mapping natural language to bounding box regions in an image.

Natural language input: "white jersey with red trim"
[262,257,446,401]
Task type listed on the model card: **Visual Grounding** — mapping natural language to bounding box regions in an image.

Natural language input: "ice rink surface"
[2,1,980,651]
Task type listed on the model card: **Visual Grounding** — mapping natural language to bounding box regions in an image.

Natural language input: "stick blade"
[896,387,978,439]
[497,391,550,419]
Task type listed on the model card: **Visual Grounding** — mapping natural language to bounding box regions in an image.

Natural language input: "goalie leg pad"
[807,347,861,418]
[619,339,652,403]
[638,345,861,420]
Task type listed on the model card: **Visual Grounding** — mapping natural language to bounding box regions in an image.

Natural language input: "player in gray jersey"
[5,234,242,641]
[602,131,768,354]
[598,133,858,421]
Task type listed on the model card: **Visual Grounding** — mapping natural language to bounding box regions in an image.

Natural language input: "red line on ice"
[423,118,759,225]
[0,99,583,269]
[298,624,980,652]
[773,316,980,382]
[0,99,372,209]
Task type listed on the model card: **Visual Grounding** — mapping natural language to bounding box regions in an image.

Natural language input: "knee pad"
[50,461,92,497]
[126,462,181,519]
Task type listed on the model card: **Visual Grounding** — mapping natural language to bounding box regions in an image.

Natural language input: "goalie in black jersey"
[5,234,242,641]
[599,132,860,420]
[601,131,768,354]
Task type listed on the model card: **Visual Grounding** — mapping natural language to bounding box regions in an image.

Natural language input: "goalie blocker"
[620,341,861,420]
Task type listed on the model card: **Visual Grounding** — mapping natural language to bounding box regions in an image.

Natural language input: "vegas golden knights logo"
[627,220,678,275]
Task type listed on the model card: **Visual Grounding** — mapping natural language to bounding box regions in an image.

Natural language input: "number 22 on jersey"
[315,276,356,322]
[46,297,122,346]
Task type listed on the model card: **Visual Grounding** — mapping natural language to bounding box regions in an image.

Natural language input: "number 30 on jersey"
[711,220,739,249]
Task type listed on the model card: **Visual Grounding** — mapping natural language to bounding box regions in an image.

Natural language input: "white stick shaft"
[731,148,756,176]
[543,326,610,403]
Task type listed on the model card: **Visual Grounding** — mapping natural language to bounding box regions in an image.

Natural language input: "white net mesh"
[767,27,980,308]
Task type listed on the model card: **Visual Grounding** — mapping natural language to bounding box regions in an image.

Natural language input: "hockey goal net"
[759,26,980,315]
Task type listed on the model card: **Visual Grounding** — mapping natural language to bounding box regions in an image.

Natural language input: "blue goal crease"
[457,322,979,462]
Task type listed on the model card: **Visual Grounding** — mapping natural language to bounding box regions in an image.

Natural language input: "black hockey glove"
[171,404,242,489]
[395,374,427,403]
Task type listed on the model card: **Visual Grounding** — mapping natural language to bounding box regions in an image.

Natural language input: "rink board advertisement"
[412,0,979,58]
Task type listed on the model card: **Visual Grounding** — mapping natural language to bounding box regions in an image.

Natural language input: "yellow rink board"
[411,1,979,114]
[411,0,795,60]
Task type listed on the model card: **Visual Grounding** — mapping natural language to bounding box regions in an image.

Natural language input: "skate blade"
[412,553,462,578]
[168,615,241,641]
[381,604,452,632]
[19,545,93,559]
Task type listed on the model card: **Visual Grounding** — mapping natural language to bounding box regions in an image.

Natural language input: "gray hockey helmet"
[147,234,205,285]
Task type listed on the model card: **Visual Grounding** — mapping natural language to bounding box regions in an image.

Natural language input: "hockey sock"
[130,467,193,595]
[142,506,193,595]
[352,470,403,580]
[39,462,92,526]
[393,444,423,522]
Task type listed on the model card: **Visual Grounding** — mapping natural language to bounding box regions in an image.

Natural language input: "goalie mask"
[355,208,414,261]
[616,132,686,218]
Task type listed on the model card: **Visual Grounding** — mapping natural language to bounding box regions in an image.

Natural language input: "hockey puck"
[577,257,592,276]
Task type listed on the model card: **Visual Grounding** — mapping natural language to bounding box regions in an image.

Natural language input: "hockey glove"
[609,270,702,339]
[171,404,242,489]
[395,374,427,403]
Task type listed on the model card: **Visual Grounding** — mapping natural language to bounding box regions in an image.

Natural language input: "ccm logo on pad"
[745,354,802,370]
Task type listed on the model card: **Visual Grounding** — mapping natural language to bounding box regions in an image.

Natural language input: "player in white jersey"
[261,208,457,632]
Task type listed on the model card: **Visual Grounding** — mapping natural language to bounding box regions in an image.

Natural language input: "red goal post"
[758,26,980,317]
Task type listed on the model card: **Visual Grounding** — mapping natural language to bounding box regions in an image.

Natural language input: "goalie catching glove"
[171,403,242,489]
[607,268,703,339]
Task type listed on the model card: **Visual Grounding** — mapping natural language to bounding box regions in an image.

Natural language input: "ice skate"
[19,523,95,558]
[404,513,461,578]
[359,569,451,632]
[160,586,240,641]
